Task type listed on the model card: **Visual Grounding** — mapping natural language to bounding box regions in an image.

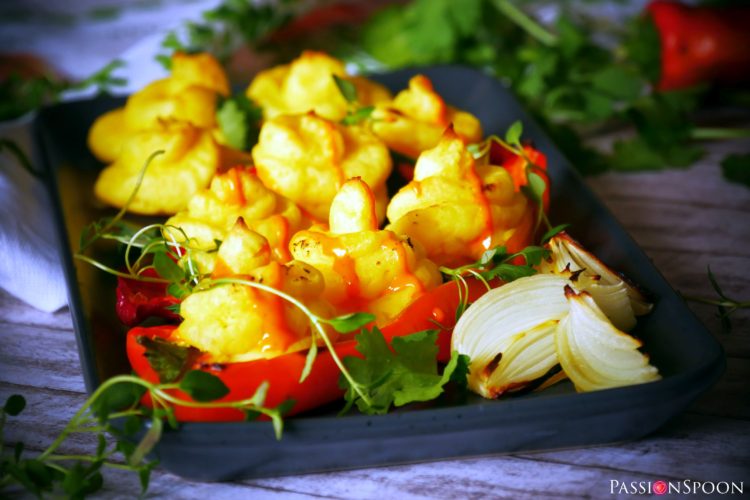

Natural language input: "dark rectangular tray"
[34,66,725,481]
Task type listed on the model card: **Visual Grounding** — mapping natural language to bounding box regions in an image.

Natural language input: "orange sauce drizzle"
[265,214,292,263]
[313,230,430,314]
[466,168,495,257]
[381,232,424,298]
[247,262,299,354]
[225,167,247,206]
[313,232,361,309]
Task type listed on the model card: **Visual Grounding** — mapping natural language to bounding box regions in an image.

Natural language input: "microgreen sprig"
[79,150,164,253]
[469,121,553,233]
[440,245,549,321]
[0,371,283,497]
[199,277,375,407]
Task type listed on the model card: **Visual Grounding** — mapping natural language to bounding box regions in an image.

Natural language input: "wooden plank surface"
[1,131,749,498]
[1,0,748,496]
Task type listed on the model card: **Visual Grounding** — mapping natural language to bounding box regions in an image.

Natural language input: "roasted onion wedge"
[452,274,570,398]
[452,270,660,399]
[556,286,660,392]
[539,233,652,330]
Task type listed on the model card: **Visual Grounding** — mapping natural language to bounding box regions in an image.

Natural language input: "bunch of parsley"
[355,0,749,183]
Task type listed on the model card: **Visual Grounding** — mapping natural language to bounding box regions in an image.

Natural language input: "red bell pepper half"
[126,278,494,422]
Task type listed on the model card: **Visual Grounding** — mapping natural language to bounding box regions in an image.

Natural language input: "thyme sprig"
[684,266,750,334]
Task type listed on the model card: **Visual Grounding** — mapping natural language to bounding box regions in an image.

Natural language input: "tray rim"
[33,64,727,478]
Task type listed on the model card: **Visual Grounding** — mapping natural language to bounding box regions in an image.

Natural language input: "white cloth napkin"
[0,115,68,312]
[0,1,223,313]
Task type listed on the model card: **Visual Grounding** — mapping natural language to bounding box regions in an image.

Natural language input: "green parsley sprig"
[339,328,470,415]
[355,0,750,183]
[216,93,263,151]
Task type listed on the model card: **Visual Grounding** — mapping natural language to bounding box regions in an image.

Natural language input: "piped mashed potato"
[251,112,392,222]
[290,178,441,325]
[372,75,483,159]
[94,120,220,215]
[387,128,530,267]
[165,166,309,268]
[174,220,333,363]
[88,52,230,164]
[247,50,392,121]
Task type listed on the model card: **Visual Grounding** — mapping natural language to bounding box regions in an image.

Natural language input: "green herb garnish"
[216,93,263,151]
[0,370,284,497]
[332,74,375,126]
[340,328,470,415]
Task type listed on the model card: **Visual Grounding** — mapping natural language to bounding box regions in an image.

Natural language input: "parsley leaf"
[623,14,662,84]
[136,336,199,383]
[179,370,230,402]
[216,93,262,151]
[332,75,375,126]
[610,91,705,170]
[340,328,467,415]
[505,120,523,147]
[332,74,357,103]
[362,0,483,67]
[341,106,374,126]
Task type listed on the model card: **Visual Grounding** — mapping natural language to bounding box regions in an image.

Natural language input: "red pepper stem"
[490,0,558,47]
[690,127,750,140]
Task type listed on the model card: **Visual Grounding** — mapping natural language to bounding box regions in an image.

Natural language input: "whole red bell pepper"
[646,0,750,90]
[126,278,493,421]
